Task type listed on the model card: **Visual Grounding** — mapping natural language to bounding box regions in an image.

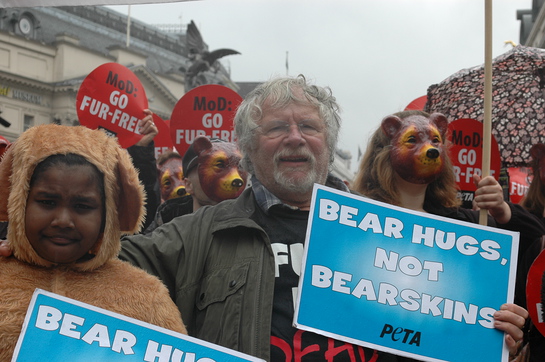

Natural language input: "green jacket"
[120,188,275,360]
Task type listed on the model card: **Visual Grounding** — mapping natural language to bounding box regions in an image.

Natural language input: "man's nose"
[284,124,305,142]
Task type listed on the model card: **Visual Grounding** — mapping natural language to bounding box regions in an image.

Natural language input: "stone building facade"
[0,5,353,181]
[0,6,235,141]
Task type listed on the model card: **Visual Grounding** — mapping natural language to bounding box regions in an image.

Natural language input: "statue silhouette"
[183,20,240,91]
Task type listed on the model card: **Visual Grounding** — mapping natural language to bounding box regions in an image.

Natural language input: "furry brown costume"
[0,124,186,360]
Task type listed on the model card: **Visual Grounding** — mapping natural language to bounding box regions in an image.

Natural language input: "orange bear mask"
[158,157,186,201]
[382,113,449,184]
[191,136,248,203]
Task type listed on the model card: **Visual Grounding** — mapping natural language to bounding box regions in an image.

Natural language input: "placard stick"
[480,0,493,225]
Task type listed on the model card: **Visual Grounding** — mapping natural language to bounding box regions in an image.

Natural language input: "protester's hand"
[473,174,511,224]
[136,109,158,147]
[493,303,528,357]
[0,239,12,257]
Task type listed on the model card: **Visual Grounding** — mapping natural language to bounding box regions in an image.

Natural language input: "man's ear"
[183,177,194,196]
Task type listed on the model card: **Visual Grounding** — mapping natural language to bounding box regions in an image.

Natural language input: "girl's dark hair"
[30,153,105,201]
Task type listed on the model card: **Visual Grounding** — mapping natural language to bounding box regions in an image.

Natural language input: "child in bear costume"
[0,124,186,359]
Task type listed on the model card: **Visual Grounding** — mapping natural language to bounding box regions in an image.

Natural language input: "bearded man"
[119,75,527,362]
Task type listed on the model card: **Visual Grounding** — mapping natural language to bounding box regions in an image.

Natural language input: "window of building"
[23,114,34,131]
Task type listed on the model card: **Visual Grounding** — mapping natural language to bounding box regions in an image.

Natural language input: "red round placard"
[152,114,174,159]
[169,84,242,157]
[404,95,427,111]
[76,63,148,148]
[527,249,545,337]
[447,118,501,206]
[0,135,10,159]
[507,167,531,204]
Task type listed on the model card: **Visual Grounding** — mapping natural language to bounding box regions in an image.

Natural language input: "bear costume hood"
[0,124,145,271]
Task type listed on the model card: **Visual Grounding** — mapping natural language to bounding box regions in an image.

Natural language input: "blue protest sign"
[294,185,519,362]
[14,289,264,362]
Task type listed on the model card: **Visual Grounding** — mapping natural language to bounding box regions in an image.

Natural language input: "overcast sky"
[107,0,532,173]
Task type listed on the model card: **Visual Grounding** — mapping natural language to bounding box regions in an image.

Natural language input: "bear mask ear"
[381,116,403,139]
[192,136,212,155]
[0,145,14,221]
[428,113,449,139]
[115,147,144,233]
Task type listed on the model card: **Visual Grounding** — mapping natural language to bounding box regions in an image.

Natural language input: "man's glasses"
[254,120,324,139]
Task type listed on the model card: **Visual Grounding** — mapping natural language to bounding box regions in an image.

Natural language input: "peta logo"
[379,324,421,346]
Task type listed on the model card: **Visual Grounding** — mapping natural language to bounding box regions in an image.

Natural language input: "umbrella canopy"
[425,45,545,168]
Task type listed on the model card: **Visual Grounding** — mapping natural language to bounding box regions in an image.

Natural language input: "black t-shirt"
[253,205,398,362]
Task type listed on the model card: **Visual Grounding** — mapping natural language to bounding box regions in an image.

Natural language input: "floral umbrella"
[425,45,545,168]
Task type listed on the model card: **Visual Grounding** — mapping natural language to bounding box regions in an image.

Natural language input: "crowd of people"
[0,74,544,361]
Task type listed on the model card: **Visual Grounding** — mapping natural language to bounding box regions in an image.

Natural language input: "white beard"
[271,148,328,193]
